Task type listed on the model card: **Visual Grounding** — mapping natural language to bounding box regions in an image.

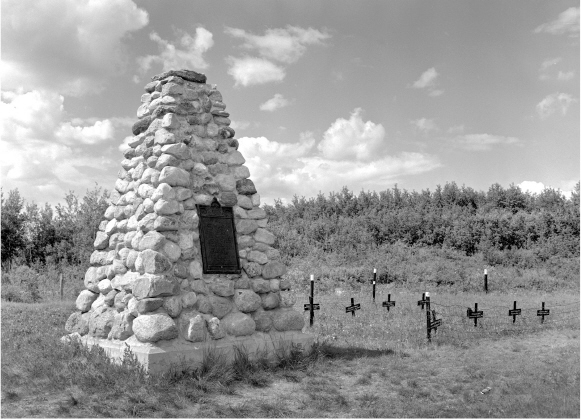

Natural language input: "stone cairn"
[65,69,304,346]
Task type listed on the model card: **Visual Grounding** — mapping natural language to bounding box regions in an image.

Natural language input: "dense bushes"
[266,182,580,263]
[1,181,578,299]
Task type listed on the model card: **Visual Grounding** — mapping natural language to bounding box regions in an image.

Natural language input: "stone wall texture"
[66,69,303,344]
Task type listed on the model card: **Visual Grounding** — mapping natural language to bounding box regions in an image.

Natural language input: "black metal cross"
[537,302,550,323]
[428,309,442,332]
[508,301,521,323]
[417,292,427,310]
[382,294,396,311]
[467,302,484,327]
[345,297,361,317]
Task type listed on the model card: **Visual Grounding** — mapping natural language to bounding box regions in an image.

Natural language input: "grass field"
[1,288,579,418]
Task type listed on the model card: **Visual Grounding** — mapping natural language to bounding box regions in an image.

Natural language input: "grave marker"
[303,275,320,326]
[418,292,427,310]
[508,301,521,323]
[537,302,550,323]
[345,298,361,317]
[382,294,396,311]
[467,302,484,327]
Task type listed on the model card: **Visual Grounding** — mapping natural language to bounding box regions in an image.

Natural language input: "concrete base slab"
[79,331,315,375]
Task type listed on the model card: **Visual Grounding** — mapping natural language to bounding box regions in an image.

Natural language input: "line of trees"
[1,181,579,272]
[264,182,580,264]
[1,187,109,270]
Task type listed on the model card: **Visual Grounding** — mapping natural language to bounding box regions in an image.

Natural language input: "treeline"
[264,182,580,265]
[1,187,110,269]
[1,181,579,271]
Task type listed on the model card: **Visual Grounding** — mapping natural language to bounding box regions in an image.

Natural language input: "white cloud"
[534,7,580,37]
[519,180,576,199]
[1,90,123,204]
[538,57,575,81]
[317,108,386,161]
[238,109,440,204]
[225,26,330,64]
[412,67,439,89]
[411,118,438,135]
[230,120,251,131]
[225,25,330,87]
[540,57,562,71]
[226,57,286,87]
[450,134,522,151]
[259,94,290,112]
[411,67,444,96]
[137,28,214,76]
[428,89,444,97]
[557,71,574,81]
[1,0,149,96]
[518,181,546,195]
[536,92,576,118]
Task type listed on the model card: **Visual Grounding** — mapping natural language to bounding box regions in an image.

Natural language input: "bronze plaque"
[197,199,241,274]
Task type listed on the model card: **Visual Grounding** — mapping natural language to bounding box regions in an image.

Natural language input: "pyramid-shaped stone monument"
[64,69,312,373]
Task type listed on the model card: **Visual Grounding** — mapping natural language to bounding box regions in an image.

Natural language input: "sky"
[1,0,579,206]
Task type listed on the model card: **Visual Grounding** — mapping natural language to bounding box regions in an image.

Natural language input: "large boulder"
[234,289,262,313]
[135,249,171,274]
[209,278,235,297]
[262,261,287,279]
[252,309,272,332]
[272,309,304,332]
[88,306,116,338]
[111,271,140,292]
[132,274,177,299]
[76,290,99,312]
[159,166,190,187]
[109,312,134,340]
[221,312,255,337]
[177,310,207,342]
[209,295,232,319]
[132,313,178,342]
[65,312,89,335]
[136,298,165,314]
[261,292,280,310]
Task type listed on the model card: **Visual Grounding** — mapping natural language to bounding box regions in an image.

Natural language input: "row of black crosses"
[466,301,551,325]
[303,273,551,328]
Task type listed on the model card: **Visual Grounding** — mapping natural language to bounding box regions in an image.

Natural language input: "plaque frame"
[196,198,241,274]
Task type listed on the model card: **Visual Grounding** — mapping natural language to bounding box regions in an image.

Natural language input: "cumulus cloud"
[317,108,386,161]
[0,90,125,204]
[518,181,546,195]
[411,118,438,135]
[411,67,443,96]
[259,94,290,111]
[519,180,576,199]
[534,7,580,37]
[238,109,440,204]
[137,28,214,76]
[449,134,522,151]
[536,92,577,118]
[225,25,330,87]
[1,0,149,96]
[226,57,286,87]
[225,26,330,64]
